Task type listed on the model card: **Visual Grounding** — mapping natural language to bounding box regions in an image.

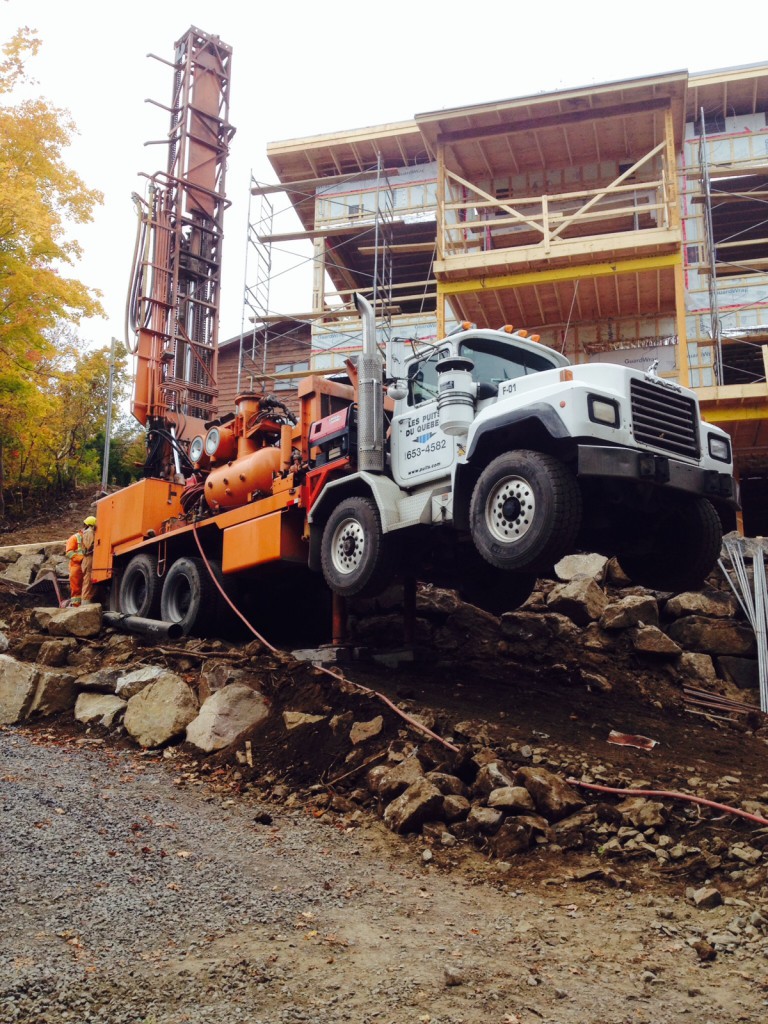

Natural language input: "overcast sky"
[4,0,768,348]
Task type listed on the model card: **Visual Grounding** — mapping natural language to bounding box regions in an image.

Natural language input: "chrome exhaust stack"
[354,293,384,473]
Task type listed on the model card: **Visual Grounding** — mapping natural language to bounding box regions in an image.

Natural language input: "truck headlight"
[708,433,731,463]
[588,395,620,428]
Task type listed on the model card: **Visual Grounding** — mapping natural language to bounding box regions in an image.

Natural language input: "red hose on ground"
[191,525,459,754]
[567,779,768,827]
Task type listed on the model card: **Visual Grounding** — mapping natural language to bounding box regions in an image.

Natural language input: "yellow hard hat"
[83,516,97,527]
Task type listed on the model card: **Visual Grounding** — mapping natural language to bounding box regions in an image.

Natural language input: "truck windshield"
[459,336,560,384]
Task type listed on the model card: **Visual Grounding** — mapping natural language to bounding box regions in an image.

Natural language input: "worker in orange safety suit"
[66,516,97,606]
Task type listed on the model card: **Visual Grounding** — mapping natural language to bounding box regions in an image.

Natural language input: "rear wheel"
[118,553,161,618]
[617,496,722,592]
[470,451,582,573]
[160,556,215,636]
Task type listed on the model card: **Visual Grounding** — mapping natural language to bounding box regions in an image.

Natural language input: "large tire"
[320,497,395,598]
[118,553,161,618]
[160,556,216,636]
[617,496,722,592]
[470,451,582,573]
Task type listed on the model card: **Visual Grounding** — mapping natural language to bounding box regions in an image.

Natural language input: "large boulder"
[665,589,739,619]
[600,594,659,630]
[514,766,585,822]
[554,553,608,583]
[383,779,443,834]
[186,684,270,753]
[47,604,103,639]
[28,668,77,717]
[666,616,755,656]
[2,552,45,584]
[124,673,198,748]
[0,655,38,725]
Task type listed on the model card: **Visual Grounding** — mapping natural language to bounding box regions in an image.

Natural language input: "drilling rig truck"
[93,26,738,637]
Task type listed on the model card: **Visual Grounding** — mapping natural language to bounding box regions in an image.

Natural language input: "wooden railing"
[439,142,672,259]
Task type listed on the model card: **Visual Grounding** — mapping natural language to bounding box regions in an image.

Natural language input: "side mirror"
[387,383,408,401]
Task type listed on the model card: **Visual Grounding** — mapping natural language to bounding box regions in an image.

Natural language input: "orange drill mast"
[129,26,234,477]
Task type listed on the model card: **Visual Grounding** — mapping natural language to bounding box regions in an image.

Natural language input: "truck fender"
[465,403,572,461]
[307,472,406,571]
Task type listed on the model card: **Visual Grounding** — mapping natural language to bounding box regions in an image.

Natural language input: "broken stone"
[36,638,77,667]
[616,797,668,829]
[78,667,123,692]
[678,652,718,683]
[515,766,585,822]
[197,659,252,703]
[186,684,271,753]
[378,756,425,802]
[349,715,384,745]
[30,607,58,632]
[442,794,471,823]
[466,805,504,834]
[600,594,659,630]
[116,666,179,699]
[75,692,127,728]
[474,761,516,798]
[630,625,682,656]
[546,578,608,626]
[665,589,739,619]
[46,604,103,639]
[487,786,535,812]
[282,711,326,731]
[692,886,723,910]
[554,553,608,582]
[729,843,762,866]
[382,779,443,834]
[426,771,468,797]
[124,674,199,748]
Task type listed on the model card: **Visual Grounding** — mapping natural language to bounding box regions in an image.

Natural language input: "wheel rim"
[123,574,147,614]
[166,578,192,621]
[330,516,365,576]
[485,475,535,543]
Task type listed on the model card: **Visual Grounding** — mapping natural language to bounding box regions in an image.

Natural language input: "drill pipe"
[103,611,183,641]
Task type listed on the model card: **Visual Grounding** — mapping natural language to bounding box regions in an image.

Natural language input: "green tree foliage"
[0,27,107,516]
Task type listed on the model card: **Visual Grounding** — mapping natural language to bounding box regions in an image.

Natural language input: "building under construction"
[237,62,768,535]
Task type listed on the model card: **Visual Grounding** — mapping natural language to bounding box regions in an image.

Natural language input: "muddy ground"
[3,491,768,1021]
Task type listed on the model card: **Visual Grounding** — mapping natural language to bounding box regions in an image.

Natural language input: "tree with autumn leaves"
[0,28,138,517]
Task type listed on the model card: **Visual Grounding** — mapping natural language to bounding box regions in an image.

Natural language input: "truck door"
[390,350,458,488]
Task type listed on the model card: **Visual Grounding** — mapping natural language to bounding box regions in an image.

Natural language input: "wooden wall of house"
[216,326,312,418]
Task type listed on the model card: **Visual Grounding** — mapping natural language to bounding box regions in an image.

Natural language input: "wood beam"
[437,252,681,294]
[436,98,671,146]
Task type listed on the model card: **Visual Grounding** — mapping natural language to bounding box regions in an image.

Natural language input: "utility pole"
[101,337,117,494]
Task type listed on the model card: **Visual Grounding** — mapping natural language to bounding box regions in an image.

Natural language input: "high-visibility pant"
[81,553,94,603]
[68,559,83,605]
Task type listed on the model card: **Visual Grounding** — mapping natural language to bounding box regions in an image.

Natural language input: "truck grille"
[630,379,700,459]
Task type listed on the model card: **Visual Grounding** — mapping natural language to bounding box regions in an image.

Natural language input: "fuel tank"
[204,446,281,510]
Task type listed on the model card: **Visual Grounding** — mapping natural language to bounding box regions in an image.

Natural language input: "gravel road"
[2,726,767,1024]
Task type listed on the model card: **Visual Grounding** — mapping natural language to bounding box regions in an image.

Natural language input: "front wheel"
[160,556,215,636]
[320,497,395,598]
[617,496,722,592]
[470,451,582,573]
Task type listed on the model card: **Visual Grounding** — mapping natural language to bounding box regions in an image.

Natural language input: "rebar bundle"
[719,538,768,713]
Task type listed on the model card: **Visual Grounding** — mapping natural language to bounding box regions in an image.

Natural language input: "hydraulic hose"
[567,779,768,827]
